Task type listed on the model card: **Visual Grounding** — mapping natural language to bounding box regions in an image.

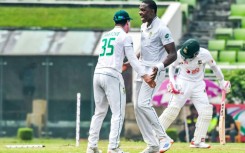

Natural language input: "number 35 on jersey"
[100,38,116,57]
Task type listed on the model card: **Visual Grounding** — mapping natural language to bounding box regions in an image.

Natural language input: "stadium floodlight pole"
[76,93,81,147]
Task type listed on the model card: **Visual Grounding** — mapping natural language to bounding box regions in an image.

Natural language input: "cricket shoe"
[159,139,172,153]
[86,147,102,153]
[108,147,125,153]
[170,139,174,144]
[166,135,174,144]
[141,146,159,153]
[189,139,211,149]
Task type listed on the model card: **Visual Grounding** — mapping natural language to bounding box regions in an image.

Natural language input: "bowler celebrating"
[86,10,155,153]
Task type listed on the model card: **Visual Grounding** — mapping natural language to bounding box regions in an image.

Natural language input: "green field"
[0,138,244,153]
[0,6,166,29]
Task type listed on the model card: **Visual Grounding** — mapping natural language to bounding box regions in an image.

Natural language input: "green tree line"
[224,69,245,104]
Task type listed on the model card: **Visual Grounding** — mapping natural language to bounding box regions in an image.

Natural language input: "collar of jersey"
[146,16,157,29]
[114,26,124,31]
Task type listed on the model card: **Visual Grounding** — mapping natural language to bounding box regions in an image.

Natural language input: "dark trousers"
[210,129,238,142]
[179,129,194,142]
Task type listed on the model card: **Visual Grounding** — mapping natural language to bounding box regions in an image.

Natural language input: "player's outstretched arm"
[152,42,177,75]
[167,64,182,94]
[168,63,176,83]
[163,42,177,67]
[125,46,156,88]
[208,58,231,93]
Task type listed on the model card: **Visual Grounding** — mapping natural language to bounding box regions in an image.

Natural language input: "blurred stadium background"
[0,0,244,143]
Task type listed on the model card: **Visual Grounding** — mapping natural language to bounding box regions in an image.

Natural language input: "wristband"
[156,63,165,71]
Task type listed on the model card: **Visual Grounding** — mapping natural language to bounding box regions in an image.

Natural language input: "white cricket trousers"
[168,79,211,112]
[168,79,213,143]
[88,68,126,150]
[134,67,167,147]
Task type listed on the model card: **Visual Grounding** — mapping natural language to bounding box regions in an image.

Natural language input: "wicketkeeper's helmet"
[180,39,200,59]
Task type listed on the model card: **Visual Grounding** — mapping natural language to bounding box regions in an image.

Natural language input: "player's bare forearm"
[163,42,177,67]
[151,67,158,80]
[164,52,177,67]
[150,43,176,79]
[142,74,156,88]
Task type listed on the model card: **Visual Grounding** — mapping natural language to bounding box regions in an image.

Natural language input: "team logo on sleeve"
[149,31,153,37]
[198,60,202,64]
[165,33,169,38]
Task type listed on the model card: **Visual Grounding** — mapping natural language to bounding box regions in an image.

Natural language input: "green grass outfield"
[0,6,166,29]
[0,138,244,153]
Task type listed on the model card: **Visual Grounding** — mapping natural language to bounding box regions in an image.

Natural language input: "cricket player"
[159,39,231,148]
[86,10,156,153]
[134,0,177,152]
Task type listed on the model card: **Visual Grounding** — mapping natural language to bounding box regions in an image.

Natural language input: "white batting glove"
[167,82,181,94]
[219,80,231,93]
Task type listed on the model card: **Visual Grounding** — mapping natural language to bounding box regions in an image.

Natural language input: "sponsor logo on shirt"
[186,68,200,74]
